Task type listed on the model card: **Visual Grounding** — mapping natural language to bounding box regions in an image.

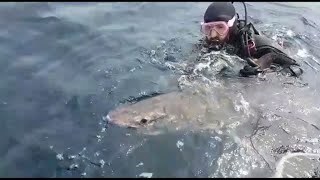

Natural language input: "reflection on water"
[0,2,320,178]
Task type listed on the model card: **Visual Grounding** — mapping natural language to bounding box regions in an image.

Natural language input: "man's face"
[201,21,230,45]
[205,29,229,44]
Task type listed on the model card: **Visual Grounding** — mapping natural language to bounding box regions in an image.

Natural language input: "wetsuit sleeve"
[240,51,303,77]
[250,34,303,77]
[272,52,300,67]
[265,52,303,77]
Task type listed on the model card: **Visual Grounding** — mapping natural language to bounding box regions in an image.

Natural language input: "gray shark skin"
[106,86,249,134]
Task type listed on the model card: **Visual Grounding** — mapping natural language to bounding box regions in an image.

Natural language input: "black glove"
[239,65,263,77]
[256,52,303,77]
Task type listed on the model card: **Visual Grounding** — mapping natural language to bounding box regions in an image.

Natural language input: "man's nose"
[207,30,218,39]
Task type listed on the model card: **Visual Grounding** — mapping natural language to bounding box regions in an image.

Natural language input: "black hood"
[204,2,236,23]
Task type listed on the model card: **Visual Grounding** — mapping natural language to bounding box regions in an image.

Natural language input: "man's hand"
[239,65,263,77]
[254,52,303,77]
[268,52,303,77]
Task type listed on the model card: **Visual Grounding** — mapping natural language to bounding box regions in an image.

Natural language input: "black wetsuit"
[199,19,303,77]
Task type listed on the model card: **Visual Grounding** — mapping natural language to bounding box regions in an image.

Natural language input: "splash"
[273,152,320,178]
[233,93,253,118]
[297,49,309,58]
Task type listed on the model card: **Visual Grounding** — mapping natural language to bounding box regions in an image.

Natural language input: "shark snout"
[105,114,114,123]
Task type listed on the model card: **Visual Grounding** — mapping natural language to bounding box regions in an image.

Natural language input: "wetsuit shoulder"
[252,33,286,58]
[251,33,303,77]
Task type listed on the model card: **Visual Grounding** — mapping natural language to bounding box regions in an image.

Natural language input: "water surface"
[0,2,320,178]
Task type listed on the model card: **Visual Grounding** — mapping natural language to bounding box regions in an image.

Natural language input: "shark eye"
[140,118,148,124]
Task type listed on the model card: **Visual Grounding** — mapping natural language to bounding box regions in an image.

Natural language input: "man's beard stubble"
[205,37,225,51]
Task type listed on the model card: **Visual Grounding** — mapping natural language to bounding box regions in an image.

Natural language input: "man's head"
[201,2,236,45]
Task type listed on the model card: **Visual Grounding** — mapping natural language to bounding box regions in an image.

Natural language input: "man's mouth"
[205,39,224,51]
[206,37,221,44]
[211,39,220,42]
[209,40,222,46]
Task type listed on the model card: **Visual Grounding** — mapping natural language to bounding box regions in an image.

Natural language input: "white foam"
[136,162,144,167]
[286,30,294,37]
[56,153,64,160]
[139,172,153,178]
[102,115,110,121]
[233,93,252,117]
[176,140,184,151]
[99,159,105,168]
[193,61,211,74]
[297,49,309,58]
[214,136,222,142]
[68,155,76,160]
[273,152,320,178]
[69,164,79,170]
[272,35,278,40]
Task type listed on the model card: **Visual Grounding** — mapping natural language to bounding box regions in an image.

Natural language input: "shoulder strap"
[235,19,255,58]
[237,21,259,36]
[248,23,260,35]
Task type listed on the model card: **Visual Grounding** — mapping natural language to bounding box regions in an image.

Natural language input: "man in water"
[199,2,303,77]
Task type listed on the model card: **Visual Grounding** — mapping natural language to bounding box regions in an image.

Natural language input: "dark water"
[1,2,320,178]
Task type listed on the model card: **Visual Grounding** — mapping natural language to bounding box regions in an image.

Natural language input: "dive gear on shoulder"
[232,1,303,77]
[232,1,253,58]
